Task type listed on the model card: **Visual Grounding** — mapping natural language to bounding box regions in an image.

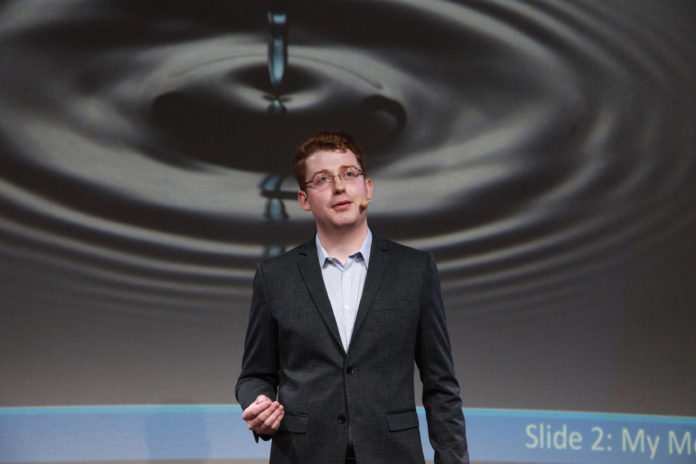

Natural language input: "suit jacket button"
[346,366,355,375]
[337,415,346,424]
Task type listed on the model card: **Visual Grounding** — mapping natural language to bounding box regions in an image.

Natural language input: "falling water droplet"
[262,2,291,256]
[267,10,287,92]
[261,173,289,257]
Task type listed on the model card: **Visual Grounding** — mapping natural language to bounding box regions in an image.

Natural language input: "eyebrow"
[307,165,358,179]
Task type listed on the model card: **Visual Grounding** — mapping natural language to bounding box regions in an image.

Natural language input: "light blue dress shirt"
[316,230,372,351]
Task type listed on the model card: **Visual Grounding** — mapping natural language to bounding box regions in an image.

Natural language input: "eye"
[344,171,355,178]
[317,175,330,183]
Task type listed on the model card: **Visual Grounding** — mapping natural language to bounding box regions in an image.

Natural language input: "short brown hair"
[292,130,366,189]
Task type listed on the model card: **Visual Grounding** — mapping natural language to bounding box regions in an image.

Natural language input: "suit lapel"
[351,236,391,347]
[296,240,345,354]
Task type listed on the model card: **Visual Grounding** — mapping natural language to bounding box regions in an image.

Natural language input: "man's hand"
[241,394,285,436]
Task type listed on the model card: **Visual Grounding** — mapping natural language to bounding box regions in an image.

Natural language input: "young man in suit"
[236,131,469,463]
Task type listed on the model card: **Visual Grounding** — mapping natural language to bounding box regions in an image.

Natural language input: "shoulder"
[373,235,433,266]
[256,239,315,273]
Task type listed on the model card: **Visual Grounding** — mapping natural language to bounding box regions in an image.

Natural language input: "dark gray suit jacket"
[236,235,468,463]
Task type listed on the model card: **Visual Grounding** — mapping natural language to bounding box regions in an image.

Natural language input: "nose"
[332,175,346,193]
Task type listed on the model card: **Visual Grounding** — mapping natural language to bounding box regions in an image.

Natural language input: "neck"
[316,221,369,264]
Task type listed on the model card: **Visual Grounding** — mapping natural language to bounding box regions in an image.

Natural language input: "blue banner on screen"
[1,406,694,463]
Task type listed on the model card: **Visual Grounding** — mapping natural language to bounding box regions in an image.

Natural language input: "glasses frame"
[301,167,365,191]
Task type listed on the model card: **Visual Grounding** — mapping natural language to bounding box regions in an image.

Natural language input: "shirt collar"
[316,229,372,268]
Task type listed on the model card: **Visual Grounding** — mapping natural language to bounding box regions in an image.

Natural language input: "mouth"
[332,200,352,210]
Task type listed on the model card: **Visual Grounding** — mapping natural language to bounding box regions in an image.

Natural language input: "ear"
[297,189,311,211]
[365,178,374,201]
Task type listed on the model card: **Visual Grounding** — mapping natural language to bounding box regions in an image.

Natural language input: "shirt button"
[337,415,346,424]
[346,366,355,375]
[344,304,350,310]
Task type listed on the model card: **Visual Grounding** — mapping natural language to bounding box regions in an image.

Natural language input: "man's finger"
[241,403,264,421]
[264,404,283,428]
[247,401,280,429]
[269,408,285,431]
[241,397,272,421]
[257,405,284,435]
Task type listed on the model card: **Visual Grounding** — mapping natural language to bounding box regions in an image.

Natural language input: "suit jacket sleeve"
[235,263,279,440]
[416,253,469,464]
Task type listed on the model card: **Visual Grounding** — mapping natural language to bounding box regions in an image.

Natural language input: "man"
[236,131,469,463]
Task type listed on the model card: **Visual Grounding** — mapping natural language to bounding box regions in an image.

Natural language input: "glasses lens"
[312,174,331,190]
[340,167,362,180]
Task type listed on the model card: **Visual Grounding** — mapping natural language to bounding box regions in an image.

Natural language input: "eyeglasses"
[302,167,364,191]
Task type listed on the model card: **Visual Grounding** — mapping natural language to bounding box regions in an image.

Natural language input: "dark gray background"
[1,0,694,417]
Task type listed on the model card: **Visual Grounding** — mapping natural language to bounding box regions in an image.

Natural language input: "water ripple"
[0,0,694,311]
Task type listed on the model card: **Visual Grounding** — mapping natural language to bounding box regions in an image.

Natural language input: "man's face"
[297,149,373,232]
